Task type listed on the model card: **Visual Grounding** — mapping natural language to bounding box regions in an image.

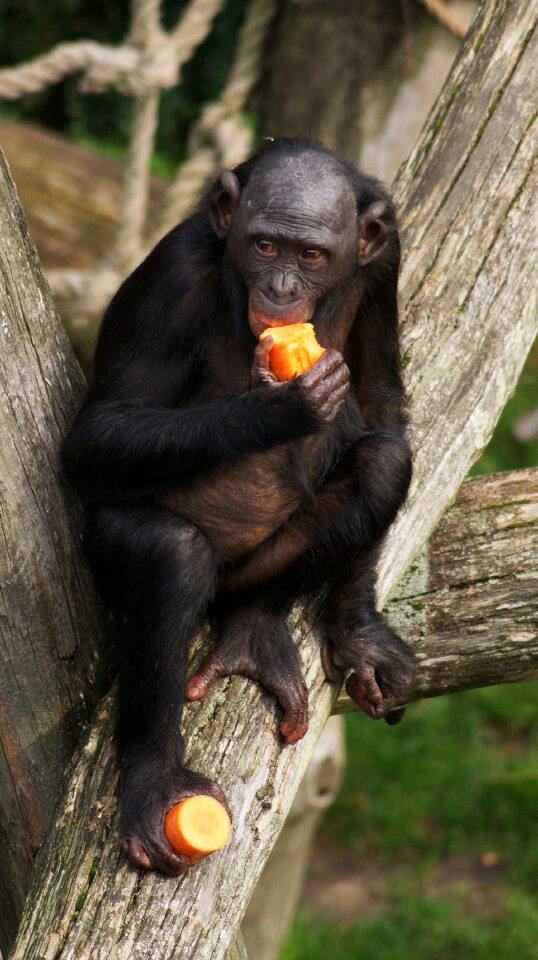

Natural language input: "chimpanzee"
[63,138,415,876]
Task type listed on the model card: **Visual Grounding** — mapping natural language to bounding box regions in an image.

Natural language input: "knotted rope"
[0,0,276,335]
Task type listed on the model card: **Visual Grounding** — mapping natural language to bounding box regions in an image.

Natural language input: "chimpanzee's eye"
[255,239,277,255]
[301,248,323,262]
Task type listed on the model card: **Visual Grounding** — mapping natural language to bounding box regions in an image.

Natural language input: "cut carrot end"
[164,795,231,860]
[259,322,325,381]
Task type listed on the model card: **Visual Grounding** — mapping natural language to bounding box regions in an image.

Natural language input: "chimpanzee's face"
[223,158,360,339]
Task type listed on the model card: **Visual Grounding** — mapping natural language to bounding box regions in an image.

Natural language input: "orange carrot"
[164,795,231,860]
[259,322,325,381]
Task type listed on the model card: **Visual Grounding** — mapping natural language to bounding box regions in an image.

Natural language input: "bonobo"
[63,138,415,876]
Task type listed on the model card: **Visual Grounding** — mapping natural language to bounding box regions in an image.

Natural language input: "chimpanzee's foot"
[186,605,309,744]
[322,614,415,724]
[120,755,229,876]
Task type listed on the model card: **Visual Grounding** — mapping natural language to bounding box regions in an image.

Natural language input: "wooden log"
[8,2,537,957]
[335,467,538,713]
[376,0,538,599]
[0,147,113,952]
[0,118,166,272]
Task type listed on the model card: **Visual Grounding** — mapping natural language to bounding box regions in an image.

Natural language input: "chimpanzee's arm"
[62,386,321,501]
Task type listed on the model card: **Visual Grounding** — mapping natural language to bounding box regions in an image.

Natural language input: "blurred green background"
[1,2,536,957]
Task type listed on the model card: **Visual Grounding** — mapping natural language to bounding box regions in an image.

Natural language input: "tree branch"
[336,467,538,713]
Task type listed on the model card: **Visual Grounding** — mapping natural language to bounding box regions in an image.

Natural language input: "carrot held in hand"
[164,795,231,860]
[259,322,325,381]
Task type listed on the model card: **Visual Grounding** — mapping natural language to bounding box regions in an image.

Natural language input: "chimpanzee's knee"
[84,503,216,613]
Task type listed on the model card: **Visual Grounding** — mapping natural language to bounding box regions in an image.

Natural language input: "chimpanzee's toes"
[279,706,309,744]
[280,717,309,744]
[185,643,243,700]
[329,617,415,722]
[122,836,153,870]
[273,680,309,744]
[121,835,190,876]
[320,640,346,684]
[119,762,231,876]
[345,671,388,718]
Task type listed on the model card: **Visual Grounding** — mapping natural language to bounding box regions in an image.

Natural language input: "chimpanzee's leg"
[186,591,309,744]
[85,503,223,875]
[320,546,413,724]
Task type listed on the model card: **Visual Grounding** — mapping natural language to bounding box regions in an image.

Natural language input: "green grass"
[282,895,538,960]
[329,688,538,884]
[281,685,538,960]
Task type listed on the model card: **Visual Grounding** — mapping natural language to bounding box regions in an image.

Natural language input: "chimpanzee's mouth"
[251,292,312,322]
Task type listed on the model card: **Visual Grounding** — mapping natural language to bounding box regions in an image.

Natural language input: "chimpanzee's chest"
[196,336,252,398]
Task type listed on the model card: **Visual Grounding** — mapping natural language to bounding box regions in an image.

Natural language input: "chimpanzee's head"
[209,142,393,338]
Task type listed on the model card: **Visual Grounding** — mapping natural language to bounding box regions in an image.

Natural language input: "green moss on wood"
[74,889,88,912]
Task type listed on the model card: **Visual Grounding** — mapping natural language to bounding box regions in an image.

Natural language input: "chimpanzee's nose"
[266,271,299,303]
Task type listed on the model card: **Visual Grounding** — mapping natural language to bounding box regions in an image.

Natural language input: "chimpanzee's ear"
[209,171,241,239]
[358,201,391,265]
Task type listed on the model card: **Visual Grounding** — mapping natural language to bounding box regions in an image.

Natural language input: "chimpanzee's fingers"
[320,640,346,684]
[298,348,345,387]
[251,336,277,384]
[185,653,225,701]
[317,382,350,421]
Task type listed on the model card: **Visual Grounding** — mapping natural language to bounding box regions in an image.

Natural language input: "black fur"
[63,138,415,875]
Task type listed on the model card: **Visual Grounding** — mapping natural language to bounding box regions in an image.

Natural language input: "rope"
[0,42,139,99]
[0,0,467,339]
[151,0,277,244]
[416,0,470,39]
[112,93,160,272]
[0,0,275,333]
[0,0,225,99]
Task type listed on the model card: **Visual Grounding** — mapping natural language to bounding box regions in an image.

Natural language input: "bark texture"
[0,150,111,952]
[376,0,537,599]
[260,0,407,161]
[241,717,345,960]
[8,2,537,958]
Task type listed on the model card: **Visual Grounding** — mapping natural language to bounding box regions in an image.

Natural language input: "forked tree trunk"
[3,0,538,958]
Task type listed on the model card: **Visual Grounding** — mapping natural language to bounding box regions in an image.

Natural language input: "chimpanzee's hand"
[252,337,350,424]
[322,615,415,723]
[120,755,230,876]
